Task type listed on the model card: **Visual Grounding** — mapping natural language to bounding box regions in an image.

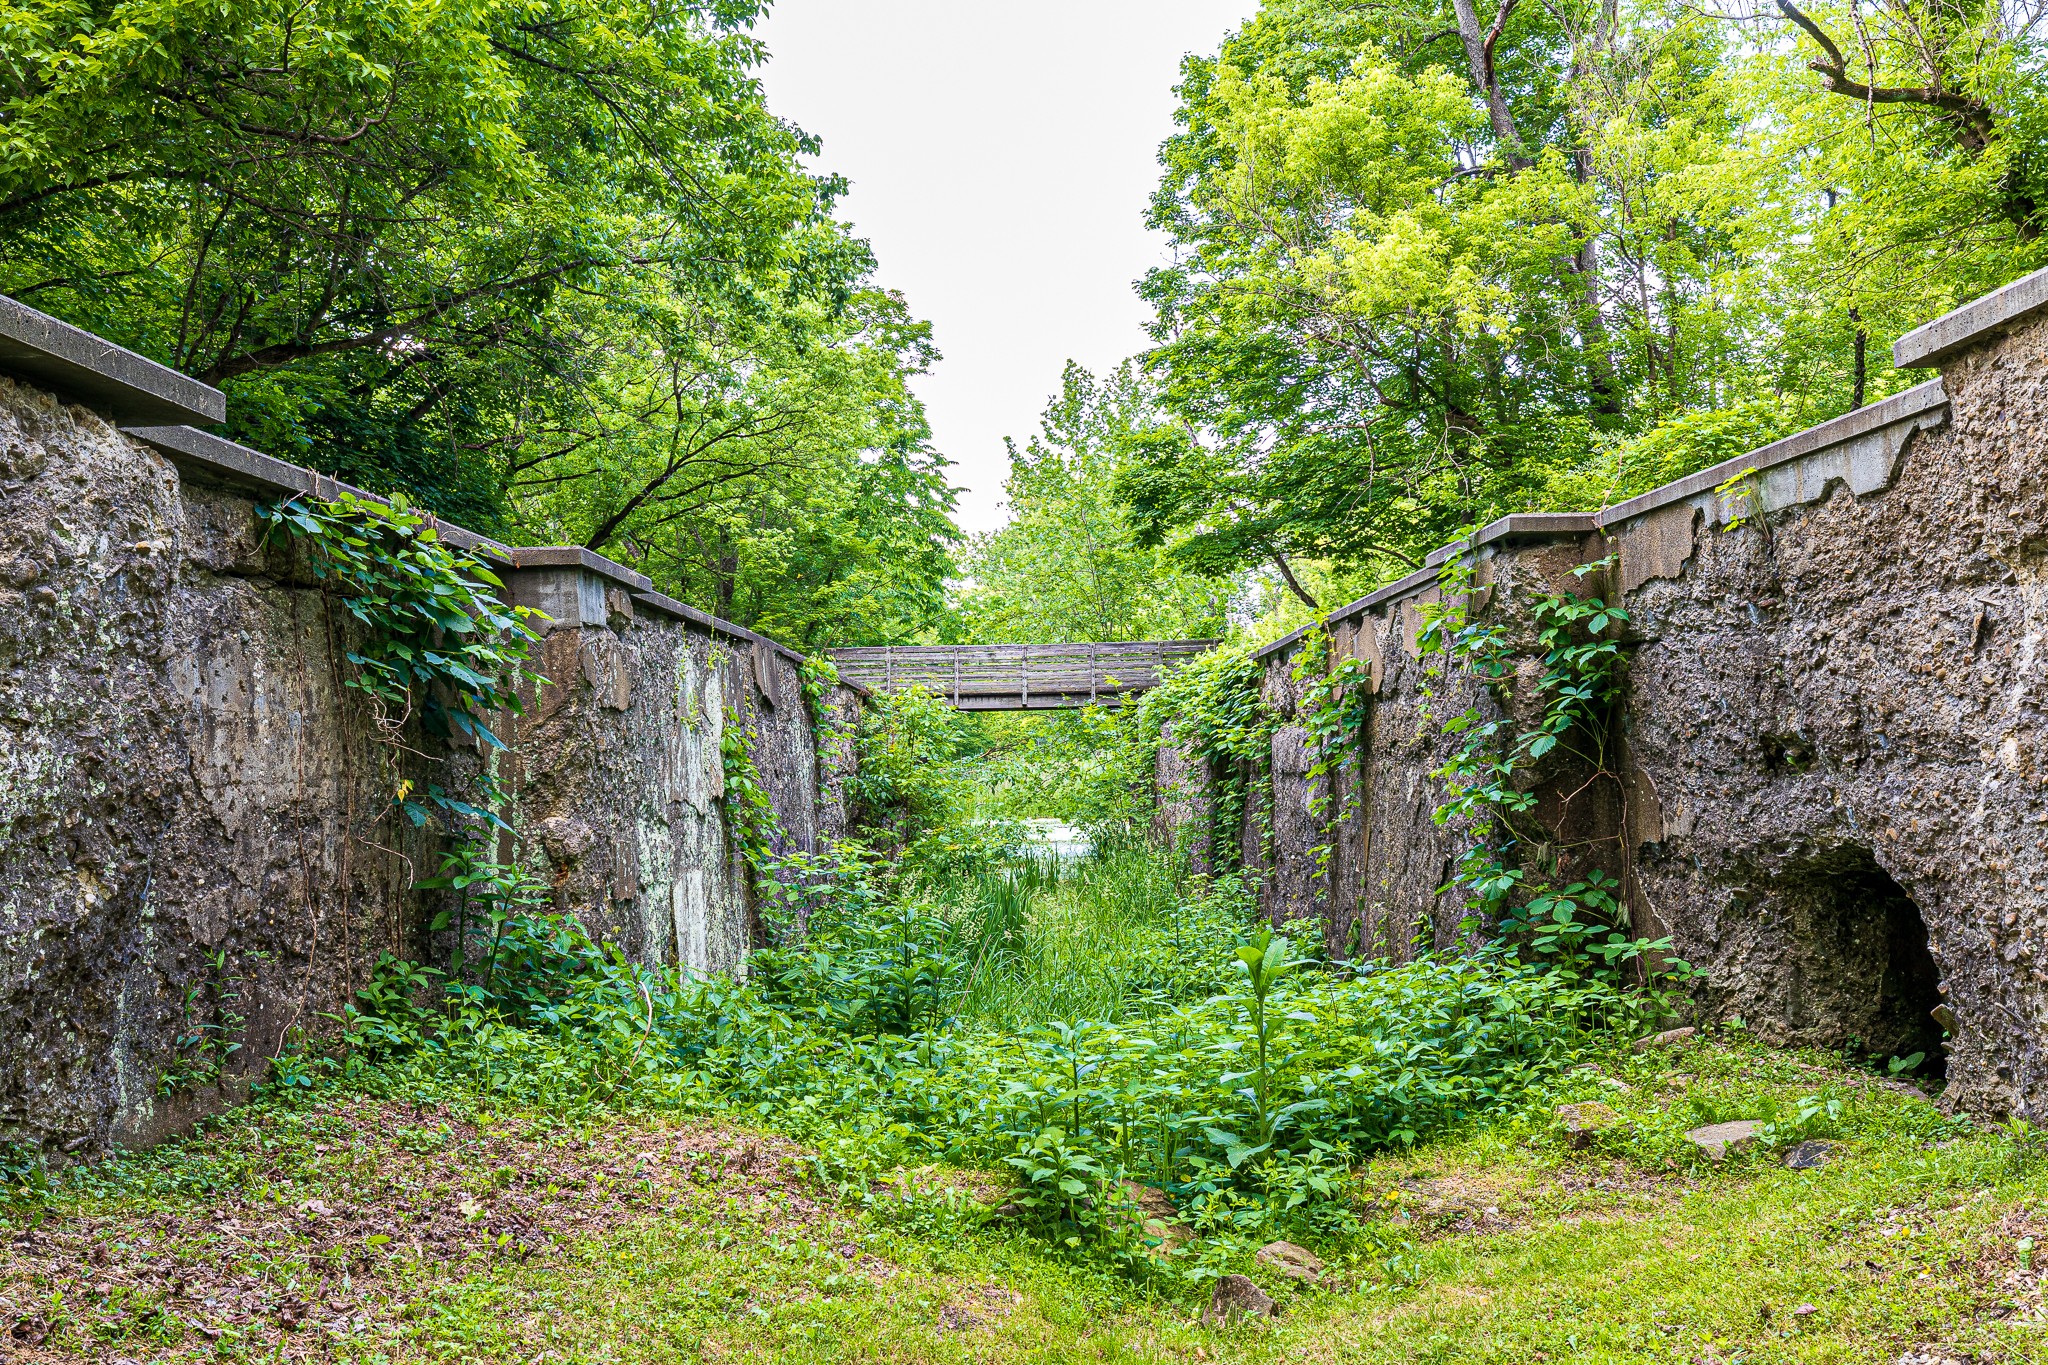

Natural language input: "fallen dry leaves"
[0,1096,826,1363]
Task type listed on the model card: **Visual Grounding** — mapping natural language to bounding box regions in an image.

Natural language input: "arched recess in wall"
[1773,846,1948,1079]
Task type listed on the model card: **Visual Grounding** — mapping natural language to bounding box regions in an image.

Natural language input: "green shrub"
[0,1141,47,1203]
[848,684,973,848]
[330,842,1674,1269]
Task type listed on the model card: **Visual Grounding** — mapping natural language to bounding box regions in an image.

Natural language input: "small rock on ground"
[1686,1120,1765,1160]
[1255,1240,1324,1283]
[936,1304,980,1331]
[1783,1139,1836,1170]
[1634,1026,1697,1050]
[1202,1274,1278,1328]
[1121,1180,1195,1252]
[1554,1100,1622,1149]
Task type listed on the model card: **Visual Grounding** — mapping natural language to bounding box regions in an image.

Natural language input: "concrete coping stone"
[0,296,226,427]
[1422,512,1599,568]
[123,423,805,661]
[629,588,805,662]
[1255,562,1436,662]
[508,545,652,594]
[1590,379,1949,532]
[126,425,515,560]
[1893,264,2048,368]
[1255,379,1950,662]
[1256,514,1596,661]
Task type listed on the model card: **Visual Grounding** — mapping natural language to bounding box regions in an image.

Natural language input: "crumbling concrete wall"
[1222,541,1601,963]
[1616,348,2044,1118]
[1152,725,1212,874]
[504,582,750,976]
[0,376,435,1154]
[0,301,853,1156]
[813,681,864,844]
[1166,271,2048,1120]
[500,561,830,975]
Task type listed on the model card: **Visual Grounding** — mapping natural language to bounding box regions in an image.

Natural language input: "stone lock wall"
[1165,270,2048,1121]
[0,298,855,1157]
[498,557,832,976]
[1151,724,1213,874]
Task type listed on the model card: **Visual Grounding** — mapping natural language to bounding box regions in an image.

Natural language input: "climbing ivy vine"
[1132,554,1691,988]
[258,490,543,830]
[719,709,785,876]
[1290,623,1374,904]
[156,949,250,1095]
[258,489,557,1038]
[798,655,855,795]
[1413,551,1681,980]
[1138,642,1272,876]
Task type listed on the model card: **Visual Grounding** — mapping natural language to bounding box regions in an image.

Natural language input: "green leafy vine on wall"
[1413,549,1685,980]
[1290,623,1373,908]
[799,655,840,734]
[720,699,864,945]
[1139,642,1273,878]
[799,654,855,800]
[252,489,556,1077]
[719,710,786,875]
[1145,628,1371,902]
[258,490,544,831]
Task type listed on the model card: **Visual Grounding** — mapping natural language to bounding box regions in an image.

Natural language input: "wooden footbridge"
[827,640,1217,710]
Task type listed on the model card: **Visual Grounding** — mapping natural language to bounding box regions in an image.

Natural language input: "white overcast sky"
[754,1,1257,535]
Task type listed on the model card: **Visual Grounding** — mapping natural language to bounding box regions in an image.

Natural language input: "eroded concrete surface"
[1186,306,2048,1120]
[0,376,845,1155]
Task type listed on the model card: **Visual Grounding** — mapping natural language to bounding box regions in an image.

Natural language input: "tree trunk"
[1851,308,1867,409]
[1449,0,1527,165]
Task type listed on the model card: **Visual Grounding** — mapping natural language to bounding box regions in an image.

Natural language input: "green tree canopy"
[499,286,958,648]
[1124,0,2048,597]
[0,0,958,643]
[960,362,1235,645]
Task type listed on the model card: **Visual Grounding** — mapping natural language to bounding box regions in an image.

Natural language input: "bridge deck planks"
[826,640,1217,709]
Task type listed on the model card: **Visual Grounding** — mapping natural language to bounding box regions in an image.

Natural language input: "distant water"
[1019,818,1092,863]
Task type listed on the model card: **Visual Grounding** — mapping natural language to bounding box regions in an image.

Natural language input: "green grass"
[954,846,1201,1028]
[12,849,2045,1363]
[8,1032,2047,1363]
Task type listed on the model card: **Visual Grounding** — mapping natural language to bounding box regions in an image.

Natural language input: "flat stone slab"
[0,296,223,425]
[1202,1273,1277,1328]
[1255,1240,1323,1283]
[1686,1120,1765,1160]
[1633,1026,1697,1050]
[1783,1139,1836,1170]
[1555,1100,1623,1149]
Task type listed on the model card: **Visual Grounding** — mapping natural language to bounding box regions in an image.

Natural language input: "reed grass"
[956,845,1199,1028]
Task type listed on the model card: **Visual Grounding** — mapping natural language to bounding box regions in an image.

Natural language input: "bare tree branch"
[1268,548,1321,612]
[1774,0,1997,150]
[1451,0,1529,165]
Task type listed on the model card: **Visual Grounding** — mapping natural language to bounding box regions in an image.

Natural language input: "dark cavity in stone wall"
[1759,847,1947,1075]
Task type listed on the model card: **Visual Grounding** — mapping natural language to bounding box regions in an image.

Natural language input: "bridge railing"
[826,640,1218,710]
